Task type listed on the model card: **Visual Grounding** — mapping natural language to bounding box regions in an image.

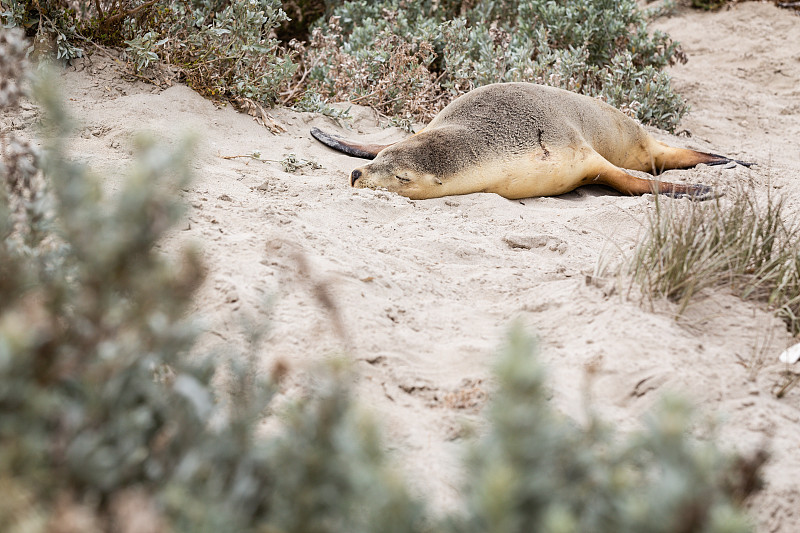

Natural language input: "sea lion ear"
[310,128,395,160]
[434,177,443,185]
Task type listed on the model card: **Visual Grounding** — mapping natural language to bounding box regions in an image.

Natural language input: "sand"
[13,2,800,531]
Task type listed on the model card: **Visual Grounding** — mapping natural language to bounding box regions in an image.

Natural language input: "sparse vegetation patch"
[1,0,297,114]
[295,0,690,130]
[2,0,692,132]
[629,181,800,334]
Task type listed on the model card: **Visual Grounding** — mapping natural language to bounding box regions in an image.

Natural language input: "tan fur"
[318,83,736,200]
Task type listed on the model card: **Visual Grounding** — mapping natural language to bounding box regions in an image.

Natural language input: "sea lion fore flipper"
[310,127,394,160]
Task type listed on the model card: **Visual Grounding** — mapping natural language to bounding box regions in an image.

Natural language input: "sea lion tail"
[310,127,393,160]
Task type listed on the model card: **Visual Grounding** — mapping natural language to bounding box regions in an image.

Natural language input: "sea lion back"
[427,83,650,166]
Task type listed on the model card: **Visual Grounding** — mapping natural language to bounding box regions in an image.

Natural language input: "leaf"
[174,374,213,420]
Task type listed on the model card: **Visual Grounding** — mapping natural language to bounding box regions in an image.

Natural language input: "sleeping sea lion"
[311,83,750,200]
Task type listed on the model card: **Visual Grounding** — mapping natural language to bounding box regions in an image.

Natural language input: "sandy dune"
[24,2,800,530]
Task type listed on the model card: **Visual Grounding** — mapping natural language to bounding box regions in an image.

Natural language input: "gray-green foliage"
[1,0,296,107]
[154,0,297,105]
[123,30,164,72]
[4,1,689,130]
[0,0,84,60]
[2,28,206,526]
[1,30,758,532]
[255,368,423,533]
[292,88,352,119]
[306,0,689,130]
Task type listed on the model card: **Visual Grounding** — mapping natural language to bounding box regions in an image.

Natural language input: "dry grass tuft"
[629,179,800,334]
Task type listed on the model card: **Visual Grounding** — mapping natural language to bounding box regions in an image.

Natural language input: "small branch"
[102,0,158,28]
[777,373,800,398]
[220,154,269,162]
[348,89,381,104]
[280,55,324,106]
[280,64,310,105]
[219,51,246,82]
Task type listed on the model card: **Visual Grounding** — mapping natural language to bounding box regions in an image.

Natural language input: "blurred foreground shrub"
[457,325,761,533]
[0,27,419,532]
[1,29,760,532]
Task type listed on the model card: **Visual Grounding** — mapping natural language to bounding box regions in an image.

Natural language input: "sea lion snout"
[350,168,362,186]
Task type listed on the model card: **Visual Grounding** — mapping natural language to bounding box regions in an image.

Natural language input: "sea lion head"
[348,128,473,200]
[349,156,442,200]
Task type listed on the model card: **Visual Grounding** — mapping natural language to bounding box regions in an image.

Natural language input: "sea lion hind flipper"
[593,161,715,200]
[310,127,393,160]
[652,145,754,171]
[702,154,755,168]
